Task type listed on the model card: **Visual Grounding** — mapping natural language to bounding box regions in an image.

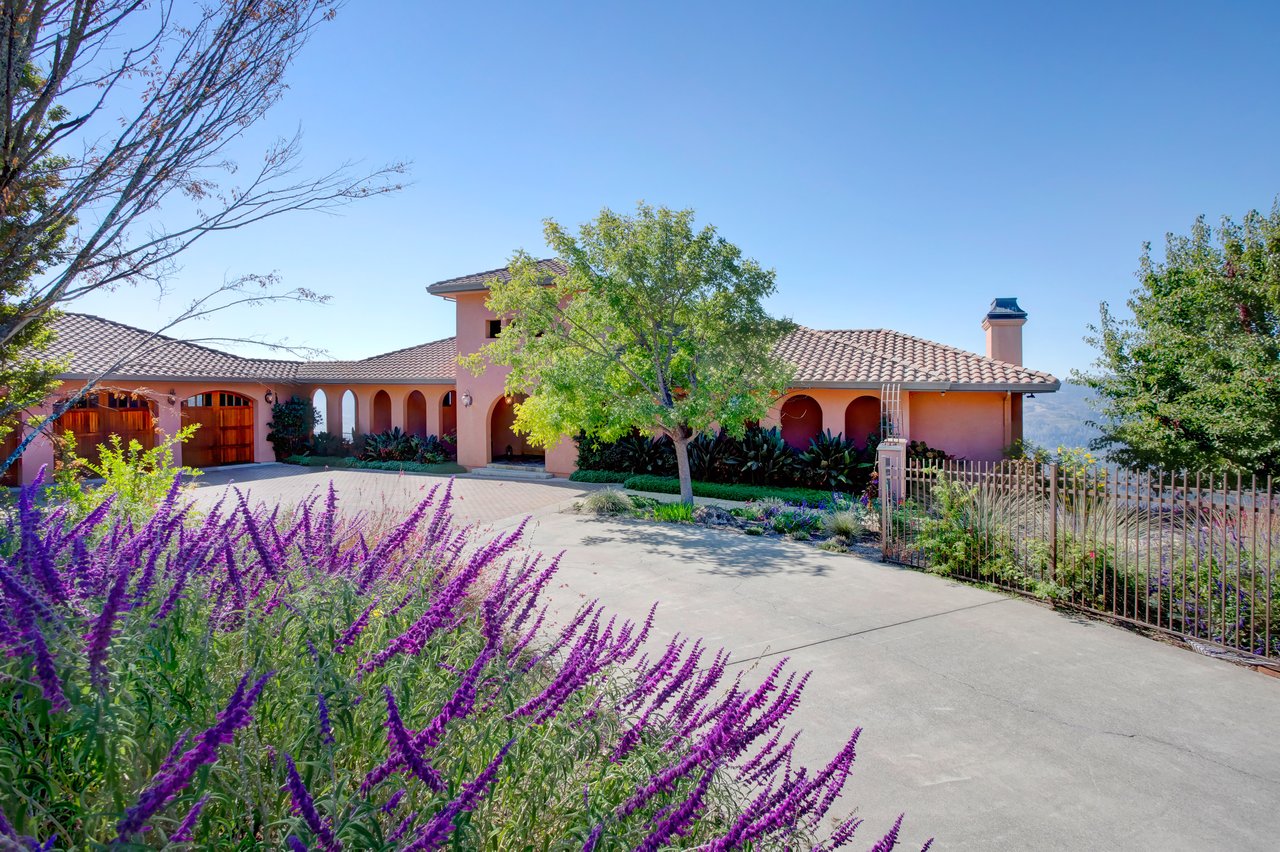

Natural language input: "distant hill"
[1023,382,1102,452]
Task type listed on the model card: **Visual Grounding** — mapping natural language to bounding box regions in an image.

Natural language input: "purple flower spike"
[284,754,340,851]
[117,670,273,840]
[170,794,210,842]
[401,740,513,852]
[286,835,308,852]
[868,813,905,852]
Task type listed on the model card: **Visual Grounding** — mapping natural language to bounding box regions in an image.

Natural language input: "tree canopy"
[1077,202,1280,476]
[465,203,795,502]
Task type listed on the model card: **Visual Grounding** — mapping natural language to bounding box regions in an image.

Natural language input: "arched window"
[341,390,357,439]
[312,388,328,434]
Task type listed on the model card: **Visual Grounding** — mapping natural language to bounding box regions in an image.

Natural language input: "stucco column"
[21,401,55,486]
[156,395,183,466]
[325,388,343,437]
[355,390,374,436]
[426,390,442,437]
[391,390,407,432]
[817,398,845,439]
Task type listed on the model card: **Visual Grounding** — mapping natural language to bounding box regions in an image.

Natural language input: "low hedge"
[621,474,839,506]
[568,469,630,483]
[285,455,466,475]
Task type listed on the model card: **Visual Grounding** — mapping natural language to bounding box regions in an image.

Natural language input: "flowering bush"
[0,473,924,849]
[47,425,201,522]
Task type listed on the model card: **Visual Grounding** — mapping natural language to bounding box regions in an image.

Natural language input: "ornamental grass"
[0,472,923,849]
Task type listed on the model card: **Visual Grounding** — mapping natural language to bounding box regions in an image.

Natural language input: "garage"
[181,391,255,467]
[59,391,156,462]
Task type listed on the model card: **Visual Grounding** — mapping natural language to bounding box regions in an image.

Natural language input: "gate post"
[1048,461,1059,578]
[877,438,908,562]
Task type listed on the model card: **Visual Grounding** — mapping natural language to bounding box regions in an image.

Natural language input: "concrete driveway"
[508,516,1280,852]
[194,466,1280,851]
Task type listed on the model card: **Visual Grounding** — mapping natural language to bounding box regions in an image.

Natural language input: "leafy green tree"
[465,203,795,503]
[1076,203,1280,475]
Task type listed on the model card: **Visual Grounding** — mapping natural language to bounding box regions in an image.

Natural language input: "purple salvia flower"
[85,562,133,690]
[634,763,718,852]
[116,671,273,840]
[317,694,335,745]
[401,740,513,852]
[582,821,605,851]
[286,835,308,852]
[170,794,209,842]
[284,754,341,851]
[333,601,377,654]
[381,789,406,814]
[387,811,417,844]
[868,814,904,852]
[361,687,444,795]
[919,837,935,852]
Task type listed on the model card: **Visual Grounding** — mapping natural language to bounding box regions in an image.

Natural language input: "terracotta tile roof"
[44,313,301,381]
[295,337,456,383]
[45,314,457,384]
[776,327,1059,389]
[45,313,1055,392]
[426,258,567,295]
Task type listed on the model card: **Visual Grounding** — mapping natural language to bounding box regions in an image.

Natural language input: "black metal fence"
[879,456,1278,662]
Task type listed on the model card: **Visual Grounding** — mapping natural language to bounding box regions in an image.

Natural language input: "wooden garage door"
[181,392,255,467]
[0,425,20,487]
[59,392,156,461]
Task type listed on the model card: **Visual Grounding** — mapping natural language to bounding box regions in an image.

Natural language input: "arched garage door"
[60,392,156,460]
[181,391,255,467]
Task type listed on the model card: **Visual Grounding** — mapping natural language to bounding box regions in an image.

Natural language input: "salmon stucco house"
[4,260,1059,485]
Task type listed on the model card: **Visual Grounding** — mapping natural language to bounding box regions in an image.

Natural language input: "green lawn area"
[285,455,466,475]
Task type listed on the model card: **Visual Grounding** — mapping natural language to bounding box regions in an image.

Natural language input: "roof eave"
[793,379,1061,393]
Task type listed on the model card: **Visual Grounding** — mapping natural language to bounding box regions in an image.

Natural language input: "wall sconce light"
[264,390,276,405]
[461,391,473,408]
[166,389,177,406]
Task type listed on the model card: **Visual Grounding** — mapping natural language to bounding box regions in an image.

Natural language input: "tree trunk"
[672,424,695,504]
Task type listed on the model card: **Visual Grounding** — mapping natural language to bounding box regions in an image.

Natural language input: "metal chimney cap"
[986,297,1027,320]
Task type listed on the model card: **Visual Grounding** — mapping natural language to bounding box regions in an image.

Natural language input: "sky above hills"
[72,1,1280,380]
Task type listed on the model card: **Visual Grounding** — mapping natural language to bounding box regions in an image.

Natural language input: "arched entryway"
[60,391,157,462]
[371,390,392,434]
[440,390,456,437]
[181,391,254,467]
[312,388,328,434]
[845,396,880,449]
[490,394,541,462]
[341,390,357,439]
[780,394,822,450]
[406,390,427,437]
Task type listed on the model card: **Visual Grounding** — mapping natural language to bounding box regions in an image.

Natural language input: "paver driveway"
[189,463,591,524]
[194,465,1280,851]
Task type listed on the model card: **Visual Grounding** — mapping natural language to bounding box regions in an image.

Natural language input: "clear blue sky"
[74,1,1280,380]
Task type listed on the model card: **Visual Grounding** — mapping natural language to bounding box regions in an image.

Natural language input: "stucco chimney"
[982,297,1027,365]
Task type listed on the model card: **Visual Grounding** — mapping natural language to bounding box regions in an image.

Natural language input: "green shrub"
[797,429,873,491]
[285,455,465,475]
[912,473,1017,580]
[308,431,351,457]
[817,539,848,553]
[49,425,200,522]
[622,475,834,505]
[788,530,811,541]
[824,509,868,539]
[580,489,633,515]
[770,507,823,536]
[569,469,630,483]
[723,426,800,485]
[266,395,319,461]
[744,525,765,536]
[652,501,696,523]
